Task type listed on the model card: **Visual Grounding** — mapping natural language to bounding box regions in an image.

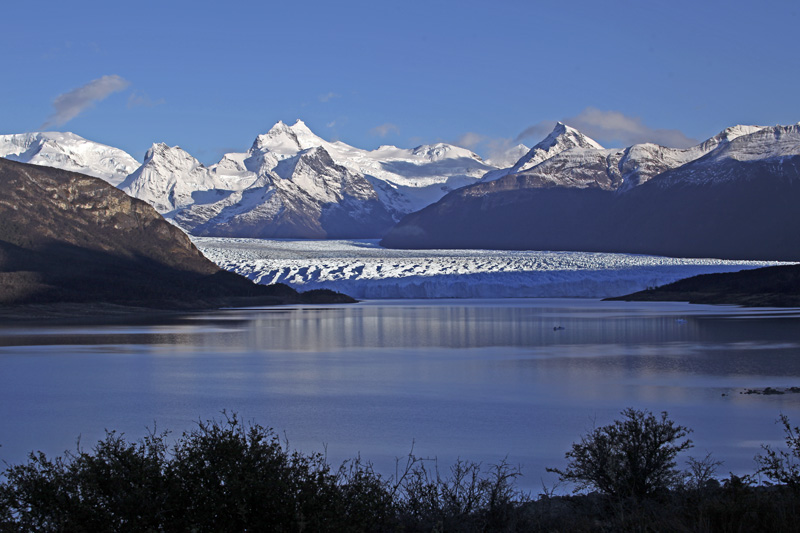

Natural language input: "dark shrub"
[756,414,800,489]
[548,408,693,499]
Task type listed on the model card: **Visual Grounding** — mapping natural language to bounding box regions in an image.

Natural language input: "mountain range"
[1,121,503,239]
[381,123,800,261]
[3,120,800,261]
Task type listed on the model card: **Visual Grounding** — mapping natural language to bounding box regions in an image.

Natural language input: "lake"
[2,298,800,492]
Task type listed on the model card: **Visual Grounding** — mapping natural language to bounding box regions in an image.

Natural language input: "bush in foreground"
[7,410,800,531]
[0,413,530,532]
[547,408,693,499]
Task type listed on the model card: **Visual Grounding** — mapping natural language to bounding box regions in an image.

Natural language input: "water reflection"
[1,299,800,491]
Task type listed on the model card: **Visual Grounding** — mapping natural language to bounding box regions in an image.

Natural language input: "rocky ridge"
[0,158,351,308]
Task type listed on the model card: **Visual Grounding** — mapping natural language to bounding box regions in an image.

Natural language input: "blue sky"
[2,0,798,164]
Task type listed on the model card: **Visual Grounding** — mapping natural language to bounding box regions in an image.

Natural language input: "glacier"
[193,237,785,299]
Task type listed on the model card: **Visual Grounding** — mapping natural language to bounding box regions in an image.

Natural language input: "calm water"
[2,299,800,490]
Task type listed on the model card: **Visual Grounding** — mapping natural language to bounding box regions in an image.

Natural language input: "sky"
[2,0,799,165]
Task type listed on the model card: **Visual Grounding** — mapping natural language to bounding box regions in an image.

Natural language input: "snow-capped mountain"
[0,132,139,186]
[479,123,604,183]
[114,119,496,238]
[510,122,604,174]
[473,122,773,194]
[176,145,395,239]
[653,123,799,187]
[243,120,495,214]
[6,120,798,250]
[0,121,496,237]
[121,144,219,214]
[382,123,800,261]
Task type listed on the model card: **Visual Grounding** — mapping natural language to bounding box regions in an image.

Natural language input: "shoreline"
[0,293,356,326]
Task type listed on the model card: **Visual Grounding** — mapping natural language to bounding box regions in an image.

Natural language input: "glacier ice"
[193,237,785,299]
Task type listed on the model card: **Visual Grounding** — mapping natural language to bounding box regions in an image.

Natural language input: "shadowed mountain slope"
[382,125,800,262]
[0,158,351,307]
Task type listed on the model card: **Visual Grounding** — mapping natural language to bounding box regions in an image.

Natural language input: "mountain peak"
[145,142,173,157]
[289,119,329,150]
[692,124,767,155]
[252,122,302,156]
[290,119,312,132]
[506,122,604,175]
[143,142,198,166]
[545,122,603,150]
[411,143,483,162]
[716,124,765,142]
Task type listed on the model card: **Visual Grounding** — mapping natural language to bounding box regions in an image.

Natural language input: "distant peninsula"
[0,158,353,319]
[609,264,800,307]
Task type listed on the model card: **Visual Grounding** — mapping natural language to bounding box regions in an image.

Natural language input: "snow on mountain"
[175,146,396,239]
[119,143,238,214]
[473,122,776,194]
[0,132,139,186]
[381,122,800,259]
[248,120,329,160]
[480,123,604,183]
[652,124,800,187]
[703,123,798,163]
[245,120,496,215]
[511,122,604,174]
[7,120,793,245]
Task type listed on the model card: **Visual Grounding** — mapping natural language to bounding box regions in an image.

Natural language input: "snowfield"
[193,238,786,299]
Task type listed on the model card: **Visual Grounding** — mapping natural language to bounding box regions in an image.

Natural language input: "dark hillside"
[609,264,800,307]
[381,154,800,262]
[0,158,351,308]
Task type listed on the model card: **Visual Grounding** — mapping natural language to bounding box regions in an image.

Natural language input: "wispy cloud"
[370,123,400,138]
[516,107,698,148]
[455,132,486,150]
[326,120,336,128]
[41,75,130,129]
[127,91,165,108]
[319,92,340,103]
[513,123,556,144]
[484,138,527,166]
[450,132,528,166]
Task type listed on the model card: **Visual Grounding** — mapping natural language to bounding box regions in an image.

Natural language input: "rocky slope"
[0,158,351,307]
[381,123,800,261]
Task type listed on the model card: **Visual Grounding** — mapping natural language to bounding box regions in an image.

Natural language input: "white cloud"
[455,132,486,150]
[326,121,336,128]
[516,107,698,148]
[41,75,130,128]
[450,132,529,167]
[319,92,340,103]
[369,123,400,138]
